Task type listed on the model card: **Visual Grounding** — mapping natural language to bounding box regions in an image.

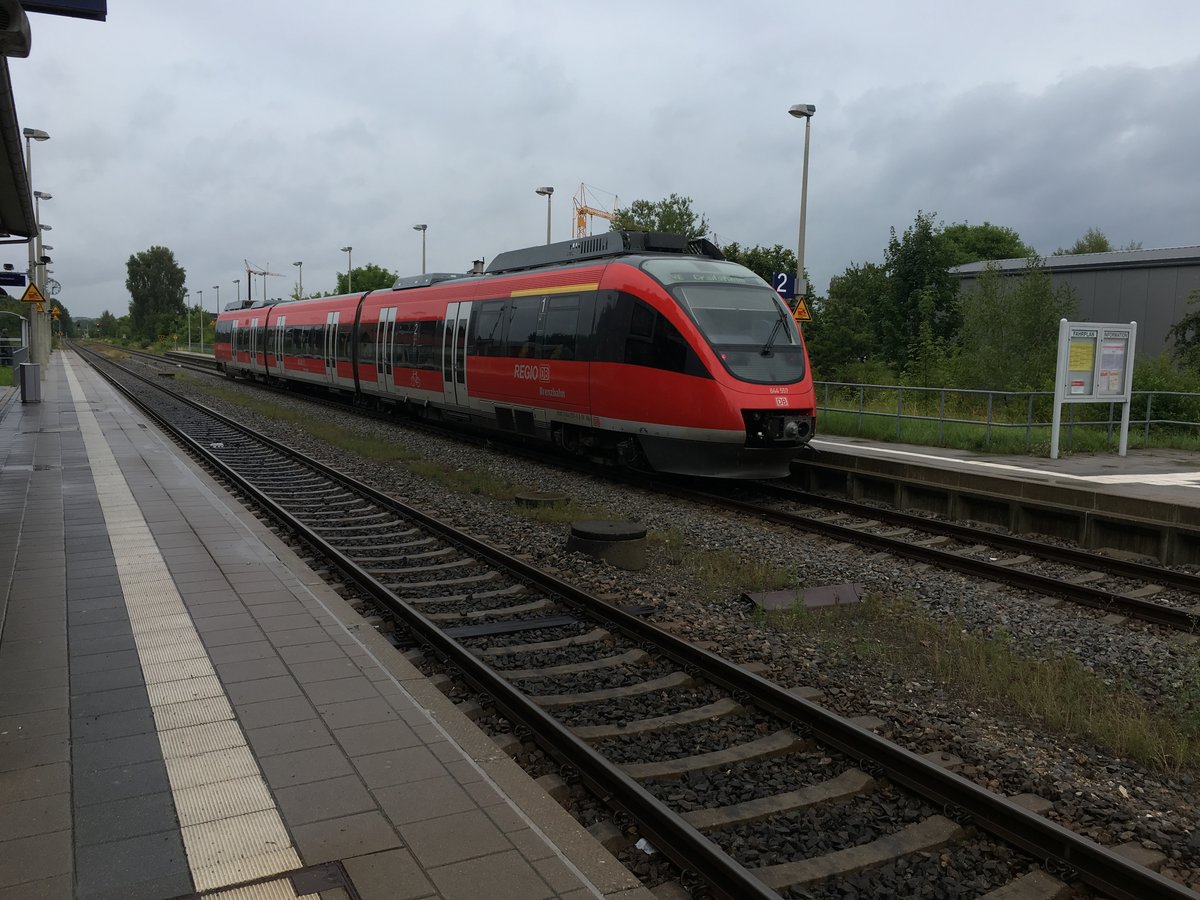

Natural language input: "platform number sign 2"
[774,272,796,300]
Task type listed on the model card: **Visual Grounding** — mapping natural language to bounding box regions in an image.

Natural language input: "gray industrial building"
[952,246,1200,359]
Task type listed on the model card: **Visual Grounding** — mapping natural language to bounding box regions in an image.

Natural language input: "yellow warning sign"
[792,298,812,323]
[21,282,45,303]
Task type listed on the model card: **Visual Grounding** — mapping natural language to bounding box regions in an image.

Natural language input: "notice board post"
[1050,319,1136,459]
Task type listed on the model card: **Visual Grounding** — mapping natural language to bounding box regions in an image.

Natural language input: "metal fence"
[0,337,26,368]
[815,382,1200,451]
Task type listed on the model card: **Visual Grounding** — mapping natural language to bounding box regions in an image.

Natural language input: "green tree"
[126,245,186,342]
[1052,227,1141,256]
[334,263,397,295]
[902,288,955,387]
[1168,288,1200,370]
[96,310,119,340]
[954,259,1078,390]
[881,211,959,370]
[720,242,798,286]
[940,222,1035,266]
[807,261,889,381]
[610,193,709,239]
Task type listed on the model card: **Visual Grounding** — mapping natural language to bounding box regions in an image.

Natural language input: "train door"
[323,311,340,385]
[376,306,396,395]
[250,317,261,369]
[271,316,285,376]
[442,302,471,407]
[231,321,240,366]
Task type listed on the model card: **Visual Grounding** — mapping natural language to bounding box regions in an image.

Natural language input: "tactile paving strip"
[65,359,303,893]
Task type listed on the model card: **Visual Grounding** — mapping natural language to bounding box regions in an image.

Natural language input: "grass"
[198,384,615,521]
[817,405,1200,455]
[0,366,11,387]
[651,526,797,595]
[769,594,1200,772]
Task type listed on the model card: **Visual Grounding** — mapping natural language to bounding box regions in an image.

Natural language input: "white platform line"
[65,357,303,896]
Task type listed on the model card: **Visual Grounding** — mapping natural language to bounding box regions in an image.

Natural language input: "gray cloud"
[8,1,1200,318]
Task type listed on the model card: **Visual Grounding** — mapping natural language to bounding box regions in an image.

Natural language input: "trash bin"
[19,362,40,403]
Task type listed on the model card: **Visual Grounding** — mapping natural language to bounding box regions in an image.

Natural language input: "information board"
[1050,319,1137,459]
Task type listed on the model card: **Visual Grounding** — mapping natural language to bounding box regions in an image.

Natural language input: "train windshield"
[641,258,806,384]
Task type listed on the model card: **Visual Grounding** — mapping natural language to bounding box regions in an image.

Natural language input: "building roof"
[951,245,1200,277]
[0,57,35,240]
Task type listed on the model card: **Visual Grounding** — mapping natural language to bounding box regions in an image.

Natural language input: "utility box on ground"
[19,362,40,403]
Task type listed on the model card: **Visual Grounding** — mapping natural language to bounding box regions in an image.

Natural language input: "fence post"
[1144,393,1153,444]
[938,389,945,443]
[1026,393,1034,451]
[985,393,993,450]
[896,387,903,440]
[1068,402,1075,450]
[857,385,864,434]
[1107,402,1115,442]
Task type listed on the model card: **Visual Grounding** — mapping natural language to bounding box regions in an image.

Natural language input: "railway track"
[692,480,1200,633]
[77,345,1198,899]
[93,346,1200,633]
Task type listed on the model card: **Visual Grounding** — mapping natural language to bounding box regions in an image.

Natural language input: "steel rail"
[764,481,1200,595]
[648,481,1200,632]
[81,348,1200,900]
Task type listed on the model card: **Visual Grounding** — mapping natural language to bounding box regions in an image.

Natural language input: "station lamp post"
[23,128,50,365]
[234,278,241,306]
[535,187,554,244]
[787,103,816,307]
[341,246,353,292]
[185,290,191,351]
[197,290,204,355]
[292,262,302,298]
[412,225,427,274]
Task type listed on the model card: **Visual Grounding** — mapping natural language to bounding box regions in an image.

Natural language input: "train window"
[414,320,440,370]
[539,295,579,360]
[504,297,540,358]
[471,300,505,357]
[394,321,416,367]
[592,292,709,378]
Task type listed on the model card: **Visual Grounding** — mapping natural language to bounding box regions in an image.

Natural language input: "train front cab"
[583,257,815,479]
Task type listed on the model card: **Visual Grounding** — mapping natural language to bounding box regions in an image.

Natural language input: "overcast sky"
[9,1,1200,320]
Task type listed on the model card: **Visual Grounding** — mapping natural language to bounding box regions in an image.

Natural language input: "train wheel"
[555,424,581,455]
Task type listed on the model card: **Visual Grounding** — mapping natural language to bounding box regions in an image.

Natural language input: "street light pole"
[535,187,554,244]
[292,262,302,299]
[23,128,49,366]
[197,290,204,355]
[412,225,427,275]
[341,246,353,292]
[788,104,816,306]
[234,278,241,307]
[185,290,191,351]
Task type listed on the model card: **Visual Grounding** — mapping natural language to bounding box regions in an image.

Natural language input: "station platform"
[807,435,1200,511]
[0,352,649,900]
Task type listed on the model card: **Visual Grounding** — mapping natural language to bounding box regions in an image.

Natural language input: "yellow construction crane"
[244,260,282,304]
[573,183,620,238]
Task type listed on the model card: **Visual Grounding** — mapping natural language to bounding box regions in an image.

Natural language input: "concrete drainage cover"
[743,583,865,611]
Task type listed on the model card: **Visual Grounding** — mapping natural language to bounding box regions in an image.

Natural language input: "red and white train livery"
[215,231,815,478]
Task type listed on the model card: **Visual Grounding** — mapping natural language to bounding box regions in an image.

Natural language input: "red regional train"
[214,231,815,478]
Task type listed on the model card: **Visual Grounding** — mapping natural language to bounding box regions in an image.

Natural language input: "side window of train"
[394,321,415,367]
[538,295,579,360]
[503,296,540,358]
[471,300,505,357]
[415,320,440,370]
[593,292,708,377]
